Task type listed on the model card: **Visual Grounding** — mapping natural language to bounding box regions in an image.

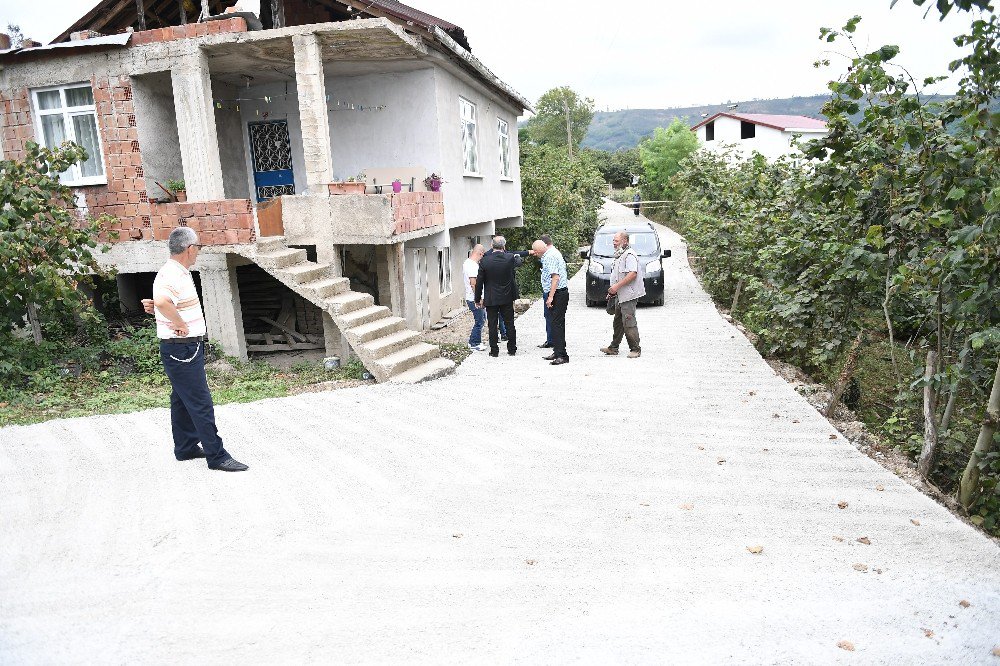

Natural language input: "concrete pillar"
[322,312,354,362]
[292,33,334,193]
[385,243,405,317]
[171,47,225,202]
[197,253,247,360]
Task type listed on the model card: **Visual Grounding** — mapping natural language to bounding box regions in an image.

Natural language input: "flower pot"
[392,179,402,193]
[174,190,187,203]
[428,178,441,192]
[328,182,367,195]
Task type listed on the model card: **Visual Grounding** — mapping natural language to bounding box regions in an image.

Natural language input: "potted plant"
[329,172,367,195]
[423,172,444,192]
[391,178,403,193]
[166,179,186,202]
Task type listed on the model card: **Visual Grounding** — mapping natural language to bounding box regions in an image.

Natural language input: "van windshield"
[592,232,659,257]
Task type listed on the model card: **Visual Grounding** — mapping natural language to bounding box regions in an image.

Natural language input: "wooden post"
[135,0,146,31]
[179,0,187,24]
[200,0,210,21]
[917,350,939,479]
[271,0,285,28]
[958,358,1000,510]
[730,277,745,316]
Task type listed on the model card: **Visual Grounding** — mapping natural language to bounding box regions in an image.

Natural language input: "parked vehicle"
[580,221,670,306]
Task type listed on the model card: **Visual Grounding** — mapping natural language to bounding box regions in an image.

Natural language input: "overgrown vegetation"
[669,1,1000,532]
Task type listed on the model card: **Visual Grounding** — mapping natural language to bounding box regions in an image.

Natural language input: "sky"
[4,0,976,112]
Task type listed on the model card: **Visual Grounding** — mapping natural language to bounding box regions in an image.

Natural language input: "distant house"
[691,112,828,160]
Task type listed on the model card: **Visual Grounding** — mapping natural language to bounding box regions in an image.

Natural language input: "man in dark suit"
[475,236,529,357]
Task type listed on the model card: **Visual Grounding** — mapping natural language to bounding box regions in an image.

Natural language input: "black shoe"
[543,353,558,360]
[489,351,499,357]
[538,342,553,348]
[501,335,509,341]
[508,350,517,356]
[550,357,569,365]
[209,457,248,472]
[176,447,206,461]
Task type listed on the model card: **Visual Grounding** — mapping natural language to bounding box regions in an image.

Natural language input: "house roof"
[691,112,828,133]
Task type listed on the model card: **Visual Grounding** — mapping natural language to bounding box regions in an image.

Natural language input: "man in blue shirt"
[533,239,570,365]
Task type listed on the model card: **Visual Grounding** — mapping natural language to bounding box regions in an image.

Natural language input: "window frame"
[497,116,512,180]
[31,83,107,186]
[459,96,480,176]
[705,120,715,142]
[740,120,756,140]
[438,247,452,296]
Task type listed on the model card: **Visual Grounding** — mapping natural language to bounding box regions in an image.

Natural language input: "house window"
[438,247,452,296]
[497,117,511,178]
[705,121,715,141]
[459,97,479,174]
[741,121,756,139]
[32,83,105,185]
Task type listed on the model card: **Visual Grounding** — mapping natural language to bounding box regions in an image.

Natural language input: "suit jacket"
[475,250,528,306]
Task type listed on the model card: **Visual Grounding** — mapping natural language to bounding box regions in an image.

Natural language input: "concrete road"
[2,201,999,664]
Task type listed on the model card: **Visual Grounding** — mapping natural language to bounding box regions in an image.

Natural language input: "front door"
[248,120,295,202]
[412,248,431,330]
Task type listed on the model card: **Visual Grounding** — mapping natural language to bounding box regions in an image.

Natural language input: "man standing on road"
[632,192,642,217]
[463,244,487,352]
[601,231,645,358]
[533,239,569,365]
[475,236,527,357]
[537,234,555,350]
[142,227,248,472]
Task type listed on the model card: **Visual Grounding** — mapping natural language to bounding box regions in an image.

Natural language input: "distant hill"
[580,94,955,151]
[582,95,834,151]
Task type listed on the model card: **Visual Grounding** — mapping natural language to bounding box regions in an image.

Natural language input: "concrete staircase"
[239,236,455,384]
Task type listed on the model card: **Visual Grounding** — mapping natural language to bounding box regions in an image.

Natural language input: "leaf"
[971,515,985,526]
[947,186,967,200]
[525,559,536,566]
[838,501,849,509]
[875,484,885,492]
[853,563,868,572]
[959,600,971,608]
[679,503,694,510]
[911,519,921,526]
[837,640,856,652]
[923,628,934,639]
[877,45,900,62]
[833,536,845,542]
[829,434,838,439]
[717,458,726,465]
[857,537,871,545]
[992,647,1000,657]
[452,533,463,538]
[747,545,763,554]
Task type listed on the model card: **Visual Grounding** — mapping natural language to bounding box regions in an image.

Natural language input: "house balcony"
[256,190,445,245]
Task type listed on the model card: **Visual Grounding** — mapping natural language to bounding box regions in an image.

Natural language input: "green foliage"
[583,147,641,188]
[506,143,606,294]
[525,86,595,155]
[0,141,115,350]
[639,119,700,203]
[165,179,185,192]
[674,7,1000,532]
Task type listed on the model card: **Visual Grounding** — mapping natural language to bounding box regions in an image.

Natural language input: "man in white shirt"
[143,227,248,472]
[463,244,487,351]
[601,231,645,358]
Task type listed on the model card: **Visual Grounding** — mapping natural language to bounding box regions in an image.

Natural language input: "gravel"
[1,201,998,664]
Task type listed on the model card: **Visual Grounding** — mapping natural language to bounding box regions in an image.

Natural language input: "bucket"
[323,356,341,370]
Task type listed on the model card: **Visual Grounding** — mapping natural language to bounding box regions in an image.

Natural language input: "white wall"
[697,115,827,160]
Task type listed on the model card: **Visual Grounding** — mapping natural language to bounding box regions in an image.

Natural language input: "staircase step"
[300,277,350,299]
[256,247,307,269]
[326,291,374,315]
[255,236,287,252]
[348,316,406,344]
[276,262,332,284]
[375,342,439,378]
[363,329,423,359]
[338,305,391,329]
[388,357,457,384]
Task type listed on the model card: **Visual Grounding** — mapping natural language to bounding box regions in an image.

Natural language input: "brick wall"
[392,191,445,235]
[129,17,248,46]
[1,74,255,246]
[0,89,34,161]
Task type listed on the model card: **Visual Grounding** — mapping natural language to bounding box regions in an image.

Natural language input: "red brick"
[222,229,239,244]
[152,226,170,241]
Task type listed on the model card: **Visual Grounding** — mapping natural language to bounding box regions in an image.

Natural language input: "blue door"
[248,120,295,202]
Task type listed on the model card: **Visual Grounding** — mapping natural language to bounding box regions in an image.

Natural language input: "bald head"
[532,240,547,256]
[470,244,485,261]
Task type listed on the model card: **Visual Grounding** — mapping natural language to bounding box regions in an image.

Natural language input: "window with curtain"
[32,84,105,185]
[459,97,479,174]
[497,117,511,178]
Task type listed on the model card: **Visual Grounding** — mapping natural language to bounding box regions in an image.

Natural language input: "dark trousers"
[160,341,229,465]
[543,296,553,344]
[611,298,641,352]
[549,288,569,359]
[486,303,516,355]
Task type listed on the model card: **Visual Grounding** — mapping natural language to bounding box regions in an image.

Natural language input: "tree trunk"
[271,0,285,29]
[562,98,573,158]
[882,267,899,379]
[179,0,187,24]
[25,302,43,345]
[730,277,745,316]
[825,330,864,417]
[958,358,1000,510]
[939,337,971,433]
[918,350,939,479]
[200,0,210,21]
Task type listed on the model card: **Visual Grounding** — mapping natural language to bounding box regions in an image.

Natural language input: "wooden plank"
[259,316,309,343]
[247,342,324,352]
[257,197,284,237]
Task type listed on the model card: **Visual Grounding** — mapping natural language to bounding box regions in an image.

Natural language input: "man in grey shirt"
[601,231,645,358]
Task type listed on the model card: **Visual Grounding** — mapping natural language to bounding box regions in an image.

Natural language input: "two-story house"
[691,112,828,160]
[0,0,531,383]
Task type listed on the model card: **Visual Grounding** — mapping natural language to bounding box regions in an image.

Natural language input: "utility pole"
[562,97,573,158]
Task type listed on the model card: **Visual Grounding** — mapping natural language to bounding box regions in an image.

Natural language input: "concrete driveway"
[2,201,998,664]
